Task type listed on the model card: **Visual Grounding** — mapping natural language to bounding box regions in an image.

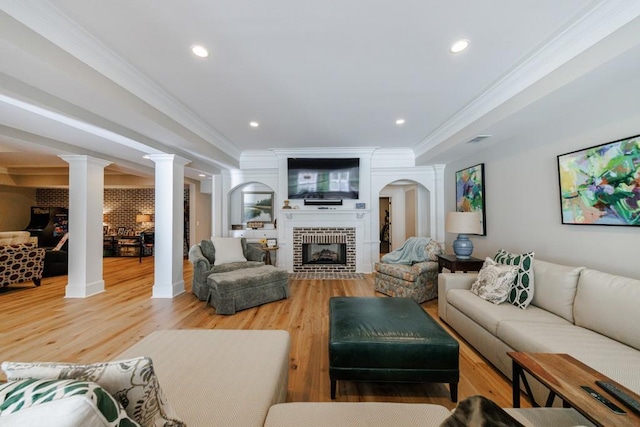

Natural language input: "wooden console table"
[436,254,483,273]
[508,352,640,426]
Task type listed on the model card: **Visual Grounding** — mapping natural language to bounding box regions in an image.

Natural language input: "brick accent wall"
[37,188,155,234]
[293,227,355,273]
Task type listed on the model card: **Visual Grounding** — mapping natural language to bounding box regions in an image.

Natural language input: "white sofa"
[438,258,640,405]
[0,231,31,246]
[1,328,598,426]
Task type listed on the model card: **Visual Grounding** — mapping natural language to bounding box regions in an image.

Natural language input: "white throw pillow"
[212,237,247,265]
[470,258,519,304]
[0,378,136,427]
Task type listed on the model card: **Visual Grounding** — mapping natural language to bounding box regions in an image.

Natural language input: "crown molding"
[413,0,640,158]
[271,147,378,159]
[1,0,241,160]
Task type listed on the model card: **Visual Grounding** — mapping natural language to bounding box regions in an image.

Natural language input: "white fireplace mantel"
[280,209,369,220]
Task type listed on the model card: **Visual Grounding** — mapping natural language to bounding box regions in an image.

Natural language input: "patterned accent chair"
[0,242,46,288]
[374,240,444,303]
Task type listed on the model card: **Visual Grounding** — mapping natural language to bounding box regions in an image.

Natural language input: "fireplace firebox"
[293,227,356,273]
[302,243,347,265]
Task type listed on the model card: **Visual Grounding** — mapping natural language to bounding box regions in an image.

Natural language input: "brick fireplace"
[293,227,356,273]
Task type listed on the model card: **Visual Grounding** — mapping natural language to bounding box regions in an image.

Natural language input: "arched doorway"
[379,180,429,256]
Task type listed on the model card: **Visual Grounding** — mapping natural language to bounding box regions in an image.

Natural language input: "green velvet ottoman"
[207,265,290,314]
[329,297,459,401]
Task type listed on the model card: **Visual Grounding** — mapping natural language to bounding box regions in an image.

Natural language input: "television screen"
[557,133,640,226]
[287,158,359,200]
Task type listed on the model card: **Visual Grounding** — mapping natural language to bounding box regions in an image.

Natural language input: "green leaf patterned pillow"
[1,357,184,427]
[494,249,535,309]
[0,378,138,426]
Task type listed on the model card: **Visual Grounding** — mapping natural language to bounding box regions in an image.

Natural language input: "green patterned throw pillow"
[1,357,184,427]
[494,249,535,309]
[0,378,138,426]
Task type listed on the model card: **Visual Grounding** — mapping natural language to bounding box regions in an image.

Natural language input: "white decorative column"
[59,155,111,298]
[145,154,190,298]
[434,164,447,243]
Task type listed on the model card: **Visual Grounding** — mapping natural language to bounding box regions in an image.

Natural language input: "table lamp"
[445,211,482,259]
[136,214,153,232]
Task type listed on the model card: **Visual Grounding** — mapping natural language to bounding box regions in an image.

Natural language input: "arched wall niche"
[228,181,276,229]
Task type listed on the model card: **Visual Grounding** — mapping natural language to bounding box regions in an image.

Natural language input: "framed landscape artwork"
[557,134,640,226]
[455,163,486,235]
[242,191,274,223]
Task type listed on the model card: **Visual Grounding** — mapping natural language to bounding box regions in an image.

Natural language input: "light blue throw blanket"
[381,237,432,265]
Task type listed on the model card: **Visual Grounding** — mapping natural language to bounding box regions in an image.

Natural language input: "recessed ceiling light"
[249,121,260,128]
[395,119,406,125]
[450,39,469,54]
[191,45,209,58]
[198,173,206,177]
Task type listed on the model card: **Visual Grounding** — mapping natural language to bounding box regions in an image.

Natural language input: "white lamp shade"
[136,214,152,223]
[445,211,482,234]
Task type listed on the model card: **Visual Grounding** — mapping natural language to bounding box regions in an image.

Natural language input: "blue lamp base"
[452,234,474,259]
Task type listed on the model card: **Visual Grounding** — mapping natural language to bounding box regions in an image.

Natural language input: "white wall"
[0,186,36,231]
[445,119,640,280]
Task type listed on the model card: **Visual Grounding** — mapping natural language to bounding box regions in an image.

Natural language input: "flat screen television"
[287,158,359,200]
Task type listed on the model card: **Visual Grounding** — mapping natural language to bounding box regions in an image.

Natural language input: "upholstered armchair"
[188,238,266,301]
[0,242,46,288]
[374,239,444,303]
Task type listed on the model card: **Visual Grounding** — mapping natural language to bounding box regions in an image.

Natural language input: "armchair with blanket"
[374,237,444,303]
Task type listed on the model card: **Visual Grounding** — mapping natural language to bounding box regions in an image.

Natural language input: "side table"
[436,254,484,273]
[263,246,278,266]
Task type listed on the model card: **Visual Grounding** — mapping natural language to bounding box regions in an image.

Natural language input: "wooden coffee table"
[508,352,640,427]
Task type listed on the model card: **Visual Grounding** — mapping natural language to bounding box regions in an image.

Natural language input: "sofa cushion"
[496,321,640,393]
[265,402,451,426]
[0,231,31,246]
[212,237,247,265]
[210,260,264,274]
[573,269,640,351]
[447,289,568,336]
[494,249,535,309]
[0,378,137,427]
[374,261,438,282]
[115,330,291,427]
[530,259,584,323]
[505,408,594,427]
[2,357,184,427]
[470,258,519,304]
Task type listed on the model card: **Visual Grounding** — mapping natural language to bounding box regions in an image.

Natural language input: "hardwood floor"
[0,257,522,410]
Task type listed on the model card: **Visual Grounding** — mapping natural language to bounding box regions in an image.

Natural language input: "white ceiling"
[1,0,640,181]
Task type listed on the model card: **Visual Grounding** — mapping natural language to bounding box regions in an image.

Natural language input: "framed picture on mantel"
[455,163,486,236]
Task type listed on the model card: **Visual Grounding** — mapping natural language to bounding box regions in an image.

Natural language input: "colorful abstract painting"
[455,163,486,235]
[558,134,640,226]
